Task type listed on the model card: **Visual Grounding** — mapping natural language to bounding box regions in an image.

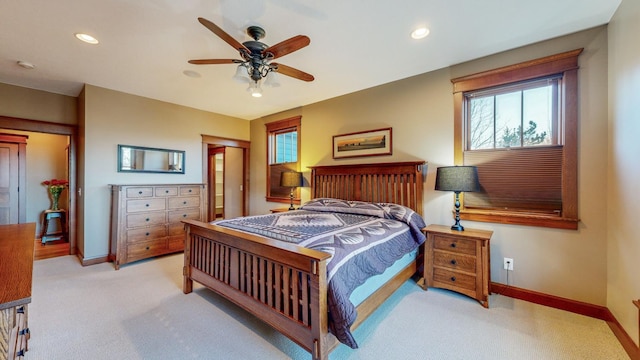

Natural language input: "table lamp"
[280,171,303,210]
[435,166,480,231]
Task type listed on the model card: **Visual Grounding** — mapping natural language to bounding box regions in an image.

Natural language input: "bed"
[182,161,426,359]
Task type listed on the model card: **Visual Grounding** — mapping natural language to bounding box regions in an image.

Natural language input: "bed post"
[183,223,193,294]
[311,259,329,360]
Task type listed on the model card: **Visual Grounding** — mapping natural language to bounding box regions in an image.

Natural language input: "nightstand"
[270,207,290,213]
[421,224,493,308]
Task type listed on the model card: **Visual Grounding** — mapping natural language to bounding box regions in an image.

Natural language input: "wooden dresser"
[109,184,206,270]
[422,224,493,308]
[1,223,35,360]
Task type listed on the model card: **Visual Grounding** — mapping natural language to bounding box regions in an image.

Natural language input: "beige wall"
[0,83,77,124]
[80,85,250,260]
[250,27,610,307]
[608,0,640,347]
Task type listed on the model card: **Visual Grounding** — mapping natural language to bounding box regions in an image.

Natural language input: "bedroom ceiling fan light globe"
[247,81,263,97]
[232,64,250,83]
[411,27,430,40]
[263,71,281,87]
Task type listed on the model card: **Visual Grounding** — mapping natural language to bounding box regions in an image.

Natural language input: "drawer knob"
[145,232,150,236]
[145,218,150,222]
[188,189,192,192]
[145,203,150,207]
[145,246,150,250]
[138,191,143,194]
[165,190,169,193]
[450,276,456,282]
[183,201,187,204]
[450,243,456,248]
[450,259,457,265]
[182,214,187,218]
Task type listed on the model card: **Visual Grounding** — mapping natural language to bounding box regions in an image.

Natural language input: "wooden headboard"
[309,161,426,216]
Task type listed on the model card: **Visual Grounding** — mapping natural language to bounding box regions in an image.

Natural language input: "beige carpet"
[27,254,629,359]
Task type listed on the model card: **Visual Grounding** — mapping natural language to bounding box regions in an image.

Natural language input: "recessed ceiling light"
[75,33,99,44]
[411,27,430,40]
[183,70,201,78]
[17,61,35,70]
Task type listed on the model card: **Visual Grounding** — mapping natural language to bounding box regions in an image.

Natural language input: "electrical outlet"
[503,257,514,271]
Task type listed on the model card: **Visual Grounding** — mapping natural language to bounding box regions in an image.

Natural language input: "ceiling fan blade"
[272,63,314,82]
[198,17,249,52]
[188,59,237,65]
[263,35,310,59]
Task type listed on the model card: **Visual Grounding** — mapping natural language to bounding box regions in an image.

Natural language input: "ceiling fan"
[189,17,314,96]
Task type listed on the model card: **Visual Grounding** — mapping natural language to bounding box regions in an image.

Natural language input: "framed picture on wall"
[332,127,392,159]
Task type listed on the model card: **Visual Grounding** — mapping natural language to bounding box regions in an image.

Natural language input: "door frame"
[201,135,250,218]
[0,116,78,255]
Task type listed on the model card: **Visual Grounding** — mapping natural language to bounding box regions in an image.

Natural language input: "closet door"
[0,134,27,224]
[224,147,244,219]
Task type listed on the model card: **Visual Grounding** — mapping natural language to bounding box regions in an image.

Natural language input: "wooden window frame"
[451,49,582,230]
[265,116,301,204]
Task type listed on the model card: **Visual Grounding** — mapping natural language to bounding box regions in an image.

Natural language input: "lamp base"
[450,224,464,232]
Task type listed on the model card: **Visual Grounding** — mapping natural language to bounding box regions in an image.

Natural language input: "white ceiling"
[0,1,620,120]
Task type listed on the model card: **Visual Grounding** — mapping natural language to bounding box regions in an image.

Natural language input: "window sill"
[460,209,579,230]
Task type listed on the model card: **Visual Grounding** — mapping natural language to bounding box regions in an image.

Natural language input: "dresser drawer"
[433,250,476,273]
[126,225,167,243]
[433,235,476,256]
[180,185,201,196]
[168,196,200,209]
[433,267,476,292]
[127,240,168,262]
[126,198,166,213]
[168,208,201,225]
[126,187,153,198]
[167,236,184,252]
[126,211,166,228]
[155,186,178,197]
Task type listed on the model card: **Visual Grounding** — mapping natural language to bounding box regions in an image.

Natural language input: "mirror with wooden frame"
[117,145,185,174]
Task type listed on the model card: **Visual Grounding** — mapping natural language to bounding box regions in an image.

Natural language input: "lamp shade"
[280,171,302,188]
[434,166,480,193]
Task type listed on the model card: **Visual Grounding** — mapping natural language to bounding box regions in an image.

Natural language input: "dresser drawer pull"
[450,276,456,282]
[182,214,187,218]
[450,243,456,248]
[146,246,150,250]
[183,201,187,205]
[145,203,150,207]
[145,232,150,236]
[450,259,457,265]
[145,218,150,222]
[188,189,192,192]
[138,191,143,194]
[165,190,169,193]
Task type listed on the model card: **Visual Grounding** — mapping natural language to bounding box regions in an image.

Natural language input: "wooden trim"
[460,210,579,230]
[201,135,250,217]
[77,254,109,266]
[265,116,302,203]
[451,49,583,93]
[0,116,78,255]
[492,282,639,360]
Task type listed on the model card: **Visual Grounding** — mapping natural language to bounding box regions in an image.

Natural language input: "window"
[266,116,301,203]
[451,49,582,229]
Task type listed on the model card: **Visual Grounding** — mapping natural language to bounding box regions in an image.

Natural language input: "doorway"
[202,135,250,221]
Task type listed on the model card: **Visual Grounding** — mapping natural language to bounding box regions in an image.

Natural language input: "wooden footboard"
[183,219,334,359]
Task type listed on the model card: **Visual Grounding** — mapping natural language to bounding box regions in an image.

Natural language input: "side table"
[421,224,493,308]
[40,209,67,245]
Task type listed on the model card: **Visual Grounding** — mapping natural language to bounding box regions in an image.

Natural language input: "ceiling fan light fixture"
[411,27,430,40]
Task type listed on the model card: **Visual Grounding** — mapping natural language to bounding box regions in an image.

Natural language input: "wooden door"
[0,134,27,224]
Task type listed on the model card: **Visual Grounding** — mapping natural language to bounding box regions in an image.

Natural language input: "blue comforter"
[214,198,426,348]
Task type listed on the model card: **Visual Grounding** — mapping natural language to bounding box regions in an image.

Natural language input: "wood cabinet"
[422,224,493,308]
[109,184,206,270]
[1,223,35,360]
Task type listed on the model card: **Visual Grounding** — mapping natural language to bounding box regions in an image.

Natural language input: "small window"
[266,116,301,203]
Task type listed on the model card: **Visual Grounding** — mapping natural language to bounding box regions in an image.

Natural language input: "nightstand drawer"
[433,268,476,292]
[433,235,476,256]
[433,250,476,272]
